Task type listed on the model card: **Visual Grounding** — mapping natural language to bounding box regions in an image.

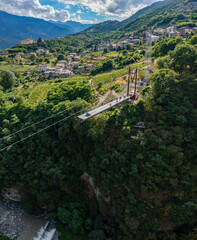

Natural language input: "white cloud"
[0,0,160,23]
[58,0,159,19]
[0,0,70,22]
[65,5,71,9]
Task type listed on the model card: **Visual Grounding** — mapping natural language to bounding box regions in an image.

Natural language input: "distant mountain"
[50,20,92,33]
[0,11,92,50]
[1,0,191,50]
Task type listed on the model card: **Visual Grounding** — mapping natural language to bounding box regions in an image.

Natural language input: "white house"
[119,41,128,50]
[45,68,73,78]
[86,64,94,72]
[36,49,50,55]
[70,61,80,69]
[166,25,177,33]
[111,43,118,49]
[78,66,85,73]
[36,49,45,55]
[56,62,65,68]
[69,53,77,57]
[15,55,22,60]
[81,50,89,57]
[166,25,178,37]
[45,50,50,55]
[73,56,80,61]
[151,35,160,42]
[179,27,193,37]
[155,28,165,35]
[97,46,104,51]
[19,37,36,45]
[39,64,48,72]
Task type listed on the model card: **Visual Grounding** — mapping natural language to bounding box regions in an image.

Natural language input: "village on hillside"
[0,24,196,81]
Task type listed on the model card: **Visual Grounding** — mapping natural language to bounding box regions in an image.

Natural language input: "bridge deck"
[77,95,131,121]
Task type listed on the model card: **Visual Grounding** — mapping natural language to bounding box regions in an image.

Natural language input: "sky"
[0,0,160,24]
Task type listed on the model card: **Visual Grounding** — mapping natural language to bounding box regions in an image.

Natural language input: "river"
[0,201,59,240]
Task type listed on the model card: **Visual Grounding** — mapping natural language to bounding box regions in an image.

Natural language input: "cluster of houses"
[36,49,50,55]
[94,37,141,52]
[19,37,37,45]
[39,53,94,79]
[39,62,73,78]
[11,49,50,61]
[19,37,46,46]
[154,25,197,38]
[171,1,197,13]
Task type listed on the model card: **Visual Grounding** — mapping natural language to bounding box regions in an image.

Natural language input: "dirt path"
[96,84,129,108]
[111,84,128,98]
[95,90,111,107]
[37,90,47,104]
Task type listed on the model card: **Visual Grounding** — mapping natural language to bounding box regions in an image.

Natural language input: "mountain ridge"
[0,11,92,50]
[49,20,92,33]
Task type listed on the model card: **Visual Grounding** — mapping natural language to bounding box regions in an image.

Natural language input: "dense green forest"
[0,31,197,239]
[0,0,197,239]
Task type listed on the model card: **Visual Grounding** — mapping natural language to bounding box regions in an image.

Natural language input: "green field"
[0,62,38,72]
[92,62,143,86]
[105,51,119,58]
[17,82,54,104]
[7,60,143,105]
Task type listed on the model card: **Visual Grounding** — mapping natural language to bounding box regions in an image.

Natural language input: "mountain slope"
[0,11,90,50]
[56,21,92,33]
[52,20,92,33]
[121,1,166,24]
[121,0,190,31]
[83,0,190,34]
[84,20,124,33]
[83,1,169,33]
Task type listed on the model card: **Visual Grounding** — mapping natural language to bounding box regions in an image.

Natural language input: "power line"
[0,95,96,142]
[0,103,93,152]
[0,65,138,150]
[0,68,133,142]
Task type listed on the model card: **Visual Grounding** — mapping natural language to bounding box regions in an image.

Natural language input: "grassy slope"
[15,61,142,105]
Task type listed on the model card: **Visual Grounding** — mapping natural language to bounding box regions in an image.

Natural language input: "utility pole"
[134,68,138,99]
[127,67,131,96]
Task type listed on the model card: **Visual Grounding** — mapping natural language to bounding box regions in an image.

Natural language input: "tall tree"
[0,71,16,90]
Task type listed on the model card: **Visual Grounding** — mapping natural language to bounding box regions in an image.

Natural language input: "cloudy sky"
[0,0,160,24]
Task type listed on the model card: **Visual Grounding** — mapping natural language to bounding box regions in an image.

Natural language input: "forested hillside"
[83,0,193,34]
[121,0,196,33]
[0,32,197,239]
[0,0,197,239]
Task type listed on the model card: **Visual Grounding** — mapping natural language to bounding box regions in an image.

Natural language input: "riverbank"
[0,201,58,240]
